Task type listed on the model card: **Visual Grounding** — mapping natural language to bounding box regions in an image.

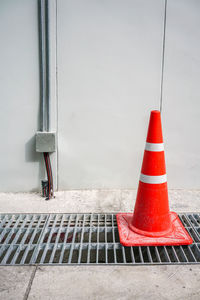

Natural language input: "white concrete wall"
[0,0,43,192]
[57,0,164,189]
[0,0,199,191]
[162,0,200,189]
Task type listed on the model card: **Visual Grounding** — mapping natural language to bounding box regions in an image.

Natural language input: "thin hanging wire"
[160,0,167,113]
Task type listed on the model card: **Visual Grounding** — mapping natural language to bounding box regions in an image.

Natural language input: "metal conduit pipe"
[37,0,55,199]
[38,0,46,131]
[45,0,50,132]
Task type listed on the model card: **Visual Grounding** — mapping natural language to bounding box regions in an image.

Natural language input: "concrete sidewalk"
[0,189,199,300]
[0,265,200,300]
[0,189,199,213]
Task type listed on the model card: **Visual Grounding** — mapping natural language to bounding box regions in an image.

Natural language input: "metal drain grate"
[0,213,200,265]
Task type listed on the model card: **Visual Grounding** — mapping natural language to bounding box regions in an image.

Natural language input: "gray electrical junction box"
[36,132,56,153]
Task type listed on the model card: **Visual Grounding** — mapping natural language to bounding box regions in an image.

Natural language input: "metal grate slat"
[146,246,153,263]
[0,213,200,265]
[179,246,189,263]
[49,215,65,263]
[155,246,161,263]
[86,215,92,264]
[68,215,79,264]
[78,215,85,264]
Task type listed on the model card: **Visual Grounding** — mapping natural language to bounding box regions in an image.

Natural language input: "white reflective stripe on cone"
[140,174,167,184]
[145,142,164,152]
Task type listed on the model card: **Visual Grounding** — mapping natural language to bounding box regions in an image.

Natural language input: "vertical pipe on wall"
[38,0,54,198]
[38,0,47,131]
[45,0,50,132]
[38,0,50,131]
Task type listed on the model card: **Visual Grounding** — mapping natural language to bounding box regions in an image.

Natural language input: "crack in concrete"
[23,266,38,300]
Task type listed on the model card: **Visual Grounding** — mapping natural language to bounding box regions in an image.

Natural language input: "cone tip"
[147,110,163,143]
[151,110,160,115]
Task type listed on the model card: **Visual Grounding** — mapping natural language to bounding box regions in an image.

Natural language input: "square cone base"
[116,212,193,247]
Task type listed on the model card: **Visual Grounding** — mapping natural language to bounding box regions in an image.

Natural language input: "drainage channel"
[0,213,200,265]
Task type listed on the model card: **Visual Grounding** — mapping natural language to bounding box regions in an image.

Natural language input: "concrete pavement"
[0,265,200,300]
[0,189,199,213]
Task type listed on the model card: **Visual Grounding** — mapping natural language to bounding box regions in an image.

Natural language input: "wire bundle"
[43,152,54,200]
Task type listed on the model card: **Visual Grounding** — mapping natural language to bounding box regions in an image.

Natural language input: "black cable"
[43,153,49,199]
[43,152,54,200]
[47,153,53,197]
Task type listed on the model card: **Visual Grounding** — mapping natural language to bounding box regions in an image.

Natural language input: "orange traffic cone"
[117,110,193,246]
